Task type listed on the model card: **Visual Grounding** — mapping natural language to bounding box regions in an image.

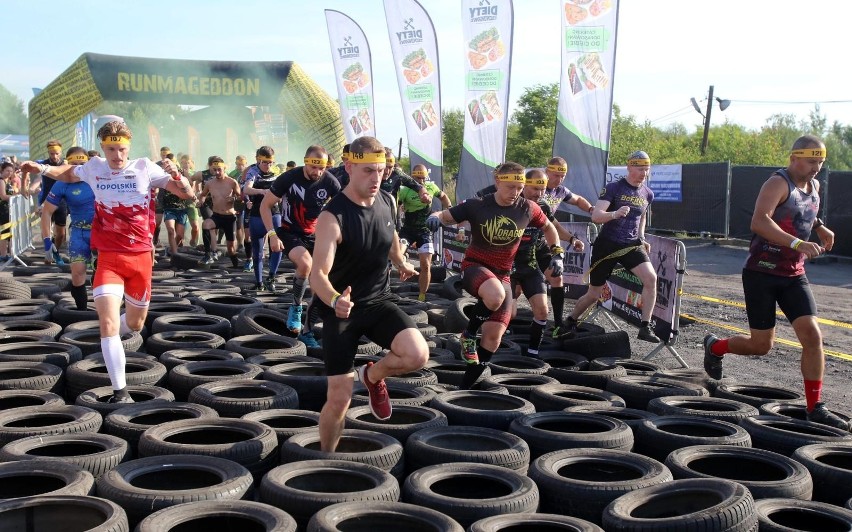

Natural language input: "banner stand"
[581,236,689,368]
[0,195,37,272]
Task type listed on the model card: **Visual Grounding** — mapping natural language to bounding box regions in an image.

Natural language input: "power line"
[731,99,852,105]
[649,105,692,124]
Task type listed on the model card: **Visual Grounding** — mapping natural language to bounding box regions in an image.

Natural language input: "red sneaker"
[356,362,392,420]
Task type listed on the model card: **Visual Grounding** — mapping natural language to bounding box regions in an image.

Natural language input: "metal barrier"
[0,195,38,271]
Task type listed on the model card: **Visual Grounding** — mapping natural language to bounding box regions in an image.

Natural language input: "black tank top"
[324,190,397,305]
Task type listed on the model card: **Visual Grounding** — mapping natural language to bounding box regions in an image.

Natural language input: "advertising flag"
[456,0,514,201]
[553,0,620,213]
[325,10,376,143]
[384,0,443,187]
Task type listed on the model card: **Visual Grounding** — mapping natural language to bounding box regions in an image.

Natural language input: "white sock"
[100,335,127,390]
[118,314,131,336]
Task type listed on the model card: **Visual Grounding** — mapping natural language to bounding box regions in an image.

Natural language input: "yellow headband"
[257,156,275,163]
[160,150,172,156]
[235,157,246,163]
[349,152,387,164]
[791,148,826,158]
[547,164,567,173]
[304,157,328,166]
[628,158,651,167]
[497,173,526,183]
[525,176,547,187]
[386,156,396,165]
[210,162,226,169]
[101,135,131,146]
[47,147,63,154]
[67,154,89,163]
[412,169,428,178]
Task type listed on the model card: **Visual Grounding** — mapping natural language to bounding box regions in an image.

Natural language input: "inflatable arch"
[28,53,344,158]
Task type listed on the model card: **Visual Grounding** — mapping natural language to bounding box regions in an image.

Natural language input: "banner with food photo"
[455,0,514,201]
[383,0,444,188]
[552,0,620,215]
[325,10,376,143]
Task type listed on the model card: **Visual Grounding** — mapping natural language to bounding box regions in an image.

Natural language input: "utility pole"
[700,85,714,155]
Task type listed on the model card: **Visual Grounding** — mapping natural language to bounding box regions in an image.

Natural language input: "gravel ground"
[583,239,852,414]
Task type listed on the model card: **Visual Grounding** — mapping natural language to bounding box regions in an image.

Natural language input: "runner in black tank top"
[310,136,429,452]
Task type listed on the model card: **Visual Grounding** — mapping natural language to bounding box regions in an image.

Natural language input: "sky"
[3,0,851,155]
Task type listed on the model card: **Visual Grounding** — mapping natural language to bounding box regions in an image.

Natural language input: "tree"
[442,108,464,177]
[0,84,28,134]
[512,83,559,142]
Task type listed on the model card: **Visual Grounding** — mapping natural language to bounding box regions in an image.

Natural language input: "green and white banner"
[325,10,376,143]
[384,0,444,187]
[456,0,514,201]
[553,0,620,212]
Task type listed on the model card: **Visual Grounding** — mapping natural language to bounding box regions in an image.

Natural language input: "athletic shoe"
[107,394,134,404]
[417,293,427,302]
[356,362,391,420]
[460,331,479,364]
[52,250,65,266]
[807,402,852,431]
[252,283,263,291]
[555,320,578,339]
[298,331,320,348]
[243,259,254,272]
[264,278,278,293]
[211,250,221,261]
[551,326,563,339]
[703,334,724,380]
[638,325,661,343]
[230,254,240,268]
[286,305,303,333]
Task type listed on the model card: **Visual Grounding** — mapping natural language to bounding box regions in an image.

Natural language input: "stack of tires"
[0,261,849,530]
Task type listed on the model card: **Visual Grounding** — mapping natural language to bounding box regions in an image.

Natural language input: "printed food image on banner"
[565,0,613,25]
[567,52,610,98]
[401,48,434,84]
[467,27,505,69]
[411,101,439,132]
[342,63,370,93]
[466,91,503,128]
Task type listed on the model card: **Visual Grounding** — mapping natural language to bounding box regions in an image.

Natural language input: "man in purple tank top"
[703,135,847,431]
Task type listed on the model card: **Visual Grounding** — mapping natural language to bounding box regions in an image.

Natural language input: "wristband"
[588,207,594,214]
[568,236,576,245]
[330,292,341,309]
[266,229,276,238]
[790,238,802,250]
[40,164,49,176]
[550,244,564,255]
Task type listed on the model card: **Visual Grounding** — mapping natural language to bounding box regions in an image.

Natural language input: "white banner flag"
[325,10,376,143]
[384,0,444,186]
[456,0,514,201]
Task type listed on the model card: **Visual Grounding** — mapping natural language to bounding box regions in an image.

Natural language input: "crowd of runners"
[9,122,847,451]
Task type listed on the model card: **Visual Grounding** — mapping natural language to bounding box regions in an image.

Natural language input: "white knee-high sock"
[100,335,127,390]
[118,314,131,336]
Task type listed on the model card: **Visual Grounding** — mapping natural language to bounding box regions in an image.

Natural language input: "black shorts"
[276,230,315,255]
[210,213,236,242]
[742,269,817,330]
[51,199,68,227]
[199,205,214,220]
[399,226,434,253]
[511,264,547,299]
[320,299,416,376]
[588,236,649,287]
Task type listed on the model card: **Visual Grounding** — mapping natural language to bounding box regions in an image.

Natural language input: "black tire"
[0,459,94,500]
[754,498,852,531]
[530,448,673,525]
[158,348,244,371]
[426,358,489,387]
[146,331,226,358]
[259,459,400,527]
[50,300,99,328]
[188,379,299,418]
[665,445,813,500]
[192,293,263,319]
[442,275,465,300]
[0,305,51,322]
[712,382,806,408]
[589,357,663,375]
[225,334,307,358]
[144,302,206,331]
[349,382,437,409]
[759,401,852,425]
[739,415,852,457]
[0,432,129,479]
[0,332,55,345]
[530,383,626,412]
[426,308,447,331]
[560,330,632,360]
[647,395,759,423]
[307,500,465,532]
[443,297,476,334]
[0,340,82,369]
[242,409,320,446]
[402,462,538,529]
[344,405,448,444]
[103,401,219,455]
[601,478,757,532]
[0,319,62,340]
[487,355,551,376]
[605,375,708,410]
[509,411,634,458]
[0,389,64,410]
[280,429,405,480]
[232,307,290,337]
[0,360,63,393]
[633,415,752,462]
[0,278,31,299]
[480,373,559,398]
[65,357,167,400]
[142,501,294,531]
[151,313,232,339]
[247,353,320,368]
[405,425,530,474]
[138,417,278,480]
[168,360,263,400]
[429,390,536,431]
[653,368,716,390]
[385,367,439,389]
[470,513,603,531]
[58,329,143,357]
[95,454,254,526]
[549,365,627,389]
[0,405,102,447]
[563,405,659,431]
[263,361,328,412]
[75,384,174,415]
[0,495,129,531]
[792,443,852,505]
